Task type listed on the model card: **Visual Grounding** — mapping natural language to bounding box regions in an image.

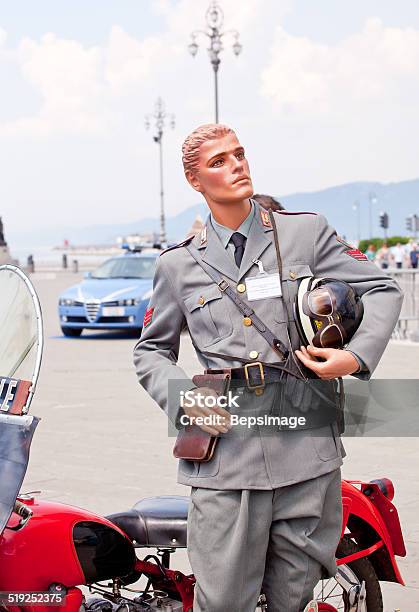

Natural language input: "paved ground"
[21,271,419,610]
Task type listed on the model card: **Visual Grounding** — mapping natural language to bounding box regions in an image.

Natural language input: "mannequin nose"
[232,157,243,171]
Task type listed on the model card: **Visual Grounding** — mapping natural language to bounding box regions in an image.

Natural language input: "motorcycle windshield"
[0,265,43,534]
[0,266,42,384]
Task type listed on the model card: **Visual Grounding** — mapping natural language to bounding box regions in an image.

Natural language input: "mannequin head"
[182,124,234,175]
[182,124,253,209]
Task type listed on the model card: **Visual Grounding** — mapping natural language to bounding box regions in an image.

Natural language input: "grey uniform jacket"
[133,201,403,489]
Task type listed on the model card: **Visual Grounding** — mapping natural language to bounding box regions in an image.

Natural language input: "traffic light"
[406,216,413,232]
[379,212,389,229]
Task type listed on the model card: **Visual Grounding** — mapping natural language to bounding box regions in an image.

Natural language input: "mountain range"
[9,178,419,248]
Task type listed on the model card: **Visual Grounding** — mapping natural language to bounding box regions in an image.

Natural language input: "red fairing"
[0,498,130,592]
[340,480,405,584]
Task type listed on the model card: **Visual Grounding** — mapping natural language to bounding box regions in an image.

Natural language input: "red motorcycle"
[0,264,406,612]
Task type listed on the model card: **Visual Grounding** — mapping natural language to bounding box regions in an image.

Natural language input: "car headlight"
[59,298,76,306]
[117,298,141,306]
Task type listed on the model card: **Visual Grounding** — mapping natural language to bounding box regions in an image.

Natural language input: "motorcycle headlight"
[59,298,75,306]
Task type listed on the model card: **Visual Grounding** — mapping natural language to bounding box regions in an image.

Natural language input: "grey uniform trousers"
[187,467,342,612]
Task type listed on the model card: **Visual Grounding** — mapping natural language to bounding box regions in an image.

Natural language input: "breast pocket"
[184,286,233,347]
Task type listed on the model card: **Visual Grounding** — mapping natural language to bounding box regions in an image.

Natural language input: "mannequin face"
[186,133,253,205]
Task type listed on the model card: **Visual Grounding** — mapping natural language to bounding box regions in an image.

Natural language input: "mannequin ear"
[185,170,202,192]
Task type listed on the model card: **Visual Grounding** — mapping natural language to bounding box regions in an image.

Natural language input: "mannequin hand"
[295,345,360,379]
[181,386,232,435]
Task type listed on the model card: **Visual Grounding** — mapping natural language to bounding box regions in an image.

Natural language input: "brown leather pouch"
[173,371,231,462]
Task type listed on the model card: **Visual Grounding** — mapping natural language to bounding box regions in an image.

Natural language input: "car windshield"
[91,256,157,279]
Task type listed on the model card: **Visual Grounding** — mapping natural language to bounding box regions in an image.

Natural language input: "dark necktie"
[230,232,247,267]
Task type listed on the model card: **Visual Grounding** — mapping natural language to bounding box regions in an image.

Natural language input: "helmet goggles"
[303,284,346,348]
[295,278,364,350]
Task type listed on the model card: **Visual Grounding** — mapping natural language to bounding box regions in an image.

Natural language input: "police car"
[58,246,160,337]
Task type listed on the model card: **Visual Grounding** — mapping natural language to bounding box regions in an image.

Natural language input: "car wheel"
[61,327,83,337]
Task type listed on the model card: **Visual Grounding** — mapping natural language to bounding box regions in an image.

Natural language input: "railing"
[387,268,419,340]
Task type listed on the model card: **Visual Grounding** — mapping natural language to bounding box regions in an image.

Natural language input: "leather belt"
[205,361,288,391]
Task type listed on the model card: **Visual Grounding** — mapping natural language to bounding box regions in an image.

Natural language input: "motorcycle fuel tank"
[0,497,136,591]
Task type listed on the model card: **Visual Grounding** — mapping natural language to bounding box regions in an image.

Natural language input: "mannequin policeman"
[133,124,403,611]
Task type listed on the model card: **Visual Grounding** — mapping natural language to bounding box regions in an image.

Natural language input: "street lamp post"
[145,97,175,245]
[188,0,242,123]
[352,200,361,243]
[369,191,378,240]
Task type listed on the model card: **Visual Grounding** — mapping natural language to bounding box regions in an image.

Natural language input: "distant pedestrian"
[27,254,35,274]
[392,242,404,269]
[252,193,284,212]
[376,243,392,269]
[410,243,418,269]
[365,244,376,262]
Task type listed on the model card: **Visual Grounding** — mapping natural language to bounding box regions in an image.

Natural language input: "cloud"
[260,17,419,116]
[0,0,290,137]
[105,25,166,93]
[0,24,170,136]
[2,7,417,137]
[16,33,109,133]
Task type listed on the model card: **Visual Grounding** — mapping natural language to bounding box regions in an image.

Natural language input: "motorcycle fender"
[341,481,405,585]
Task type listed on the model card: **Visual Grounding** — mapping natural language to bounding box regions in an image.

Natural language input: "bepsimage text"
[179,413,307,429]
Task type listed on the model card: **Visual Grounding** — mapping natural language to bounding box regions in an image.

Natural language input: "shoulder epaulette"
[160,235,194,256]
[259,208,317,227]
[276,211,318,216]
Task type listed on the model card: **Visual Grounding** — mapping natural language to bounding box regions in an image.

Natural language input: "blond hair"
[182,123,235,175]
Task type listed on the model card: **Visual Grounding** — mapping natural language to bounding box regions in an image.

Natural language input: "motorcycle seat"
[106,495,189,548]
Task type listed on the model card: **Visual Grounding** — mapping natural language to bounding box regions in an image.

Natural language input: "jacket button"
[237,283,246,293]
[243,317,252,327]
[249,350,259,359]
[198,296,205,305]
[289,271,296,279]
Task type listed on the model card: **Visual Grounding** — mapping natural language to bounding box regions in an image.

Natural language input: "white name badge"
[245,273,282,301]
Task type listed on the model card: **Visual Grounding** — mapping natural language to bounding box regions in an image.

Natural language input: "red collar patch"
[260,209,272,228]
[200,226,208,245]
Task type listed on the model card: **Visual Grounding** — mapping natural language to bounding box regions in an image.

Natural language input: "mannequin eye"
[211,158,224,167]
[236,151,245,160]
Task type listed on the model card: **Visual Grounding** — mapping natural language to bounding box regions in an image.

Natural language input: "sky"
[1,0,418,240]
